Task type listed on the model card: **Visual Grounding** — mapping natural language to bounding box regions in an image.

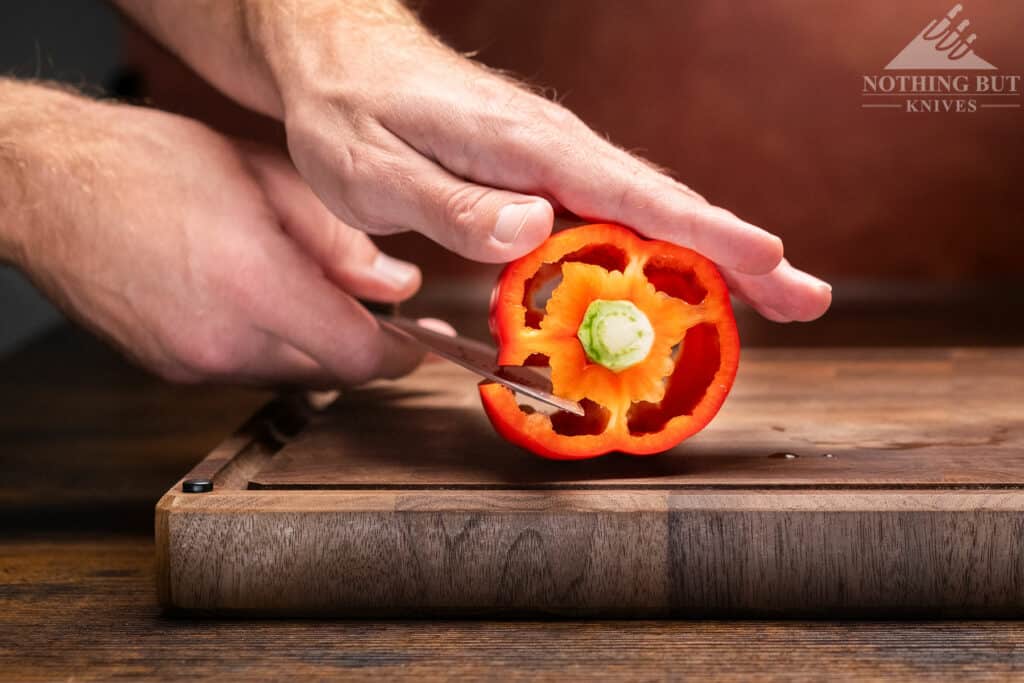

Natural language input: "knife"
[367,305,585,417]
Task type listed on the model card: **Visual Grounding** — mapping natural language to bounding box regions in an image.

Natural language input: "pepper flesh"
[480,223,740,460]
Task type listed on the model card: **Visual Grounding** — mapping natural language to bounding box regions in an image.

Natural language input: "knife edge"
[374,314,585,417]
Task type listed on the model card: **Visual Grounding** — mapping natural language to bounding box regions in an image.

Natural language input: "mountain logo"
[861,4,1019,112]
[886,4,996,70]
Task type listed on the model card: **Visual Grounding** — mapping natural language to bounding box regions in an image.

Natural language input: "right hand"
[6,86,432,387]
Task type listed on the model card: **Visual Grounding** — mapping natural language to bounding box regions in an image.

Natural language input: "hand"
[267,3,832,321]
[117,0,832,322]
[296,65,832,321]
[3,83,431,386]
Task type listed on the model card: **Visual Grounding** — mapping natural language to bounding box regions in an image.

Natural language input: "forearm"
[0,134,24,265]
[0,80,84,267]
[0,80,131,281]
[112,0,442,119]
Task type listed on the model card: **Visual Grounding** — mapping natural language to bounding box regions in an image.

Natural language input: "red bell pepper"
[479,223,739,459]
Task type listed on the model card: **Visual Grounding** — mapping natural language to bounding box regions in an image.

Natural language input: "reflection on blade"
[375,315,585,416]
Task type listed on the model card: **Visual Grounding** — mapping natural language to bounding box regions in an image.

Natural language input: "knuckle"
[440,184,490,254]
[505,118,578,184]
[339,146,383,188]
[520,95,584,139]
[614,172,661,215]
[536,101,582,130]
[340,339,386,386]
[511,114,562,151]
[330,142,360,185]
[336,125,391,179]
[499,125,564,182]
[153,362,202,385]
[209,244,267,315]
[466,84,584,181]
[443,184,488,226]
[346,108,383,139]
[443,135,487,180]
[478,93,557,144]
[338,150,406,234]
[175,336,245,378]
[161,322,238,381]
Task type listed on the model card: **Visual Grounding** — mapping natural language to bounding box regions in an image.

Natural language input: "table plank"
[3,538,1024,682]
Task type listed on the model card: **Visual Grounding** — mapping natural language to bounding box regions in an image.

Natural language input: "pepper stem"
[577,299,655,372]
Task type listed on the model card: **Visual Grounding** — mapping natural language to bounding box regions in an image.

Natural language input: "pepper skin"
[479,223,739,459]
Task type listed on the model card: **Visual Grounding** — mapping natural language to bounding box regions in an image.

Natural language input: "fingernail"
[372,253,418,288]
[494,202,544,244]
[761,305,791,323]
[784,262,832,293]
[417,318,457,337]
[802,272,833,293]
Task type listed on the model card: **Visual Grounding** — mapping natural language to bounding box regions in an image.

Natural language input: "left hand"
[116,0,832,323]
[259,2,831,322]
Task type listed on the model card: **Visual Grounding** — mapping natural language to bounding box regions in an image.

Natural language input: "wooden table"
[3,285,1024,680]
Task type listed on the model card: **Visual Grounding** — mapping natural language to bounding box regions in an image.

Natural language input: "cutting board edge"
[156,482,1024,616]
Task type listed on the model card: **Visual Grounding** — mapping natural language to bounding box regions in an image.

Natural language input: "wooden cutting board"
[157,347,1024,616]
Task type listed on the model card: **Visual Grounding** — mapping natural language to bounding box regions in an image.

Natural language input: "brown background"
[127,0,1024,282]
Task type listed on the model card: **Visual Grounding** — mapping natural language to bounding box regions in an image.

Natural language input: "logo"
[861,4,1020,113]
[886,4,995,70]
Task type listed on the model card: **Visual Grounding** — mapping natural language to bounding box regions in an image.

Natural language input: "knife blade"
[372,312,585,417]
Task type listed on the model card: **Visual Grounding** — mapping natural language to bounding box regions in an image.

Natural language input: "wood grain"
[4,326,1024,679]
[250,348,1024,488]
[158,348,1024,615]
[7,541,1024,682]
[669,492,1024,615]
[159,490,1024,617]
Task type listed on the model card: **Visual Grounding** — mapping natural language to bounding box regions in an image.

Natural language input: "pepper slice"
[479,223,739,459]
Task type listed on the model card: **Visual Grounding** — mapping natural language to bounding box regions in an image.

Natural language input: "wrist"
[242,0,444,119]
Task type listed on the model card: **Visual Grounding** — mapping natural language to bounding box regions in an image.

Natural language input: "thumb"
[346,134,555,263]
[394,140,555,262]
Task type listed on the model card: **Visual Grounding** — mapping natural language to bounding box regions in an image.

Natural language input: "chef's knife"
[369,308,585,417]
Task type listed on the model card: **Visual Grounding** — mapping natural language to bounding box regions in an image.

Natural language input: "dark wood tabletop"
[2,285,1024,681]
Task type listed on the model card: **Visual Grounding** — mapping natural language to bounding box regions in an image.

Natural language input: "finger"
[237,341,340,389]
[381,91,783,273]
[592,146,783,274]
[332,129,555,263]
[747,301,793,324]
[723,259,833,323]
[530,135,784,275]
[248,148,422,302]
[248,241,426,384]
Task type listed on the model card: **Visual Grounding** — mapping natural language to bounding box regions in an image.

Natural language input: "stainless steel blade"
[375,314,585,416]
